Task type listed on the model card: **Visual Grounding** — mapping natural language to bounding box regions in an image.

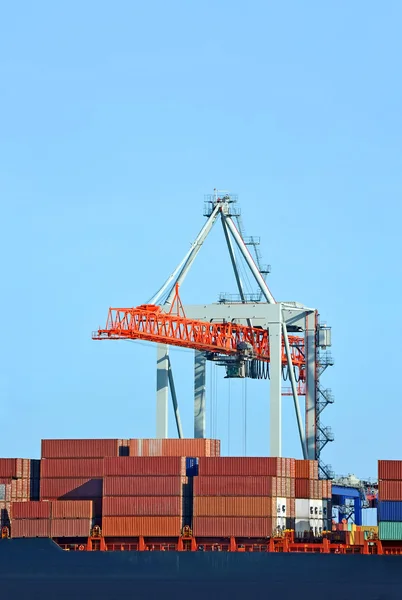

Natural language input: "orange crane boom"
[93,289,305,369]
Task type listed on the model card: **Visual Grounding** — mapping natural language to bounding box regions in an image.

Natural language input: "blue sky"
[0,1,401,480]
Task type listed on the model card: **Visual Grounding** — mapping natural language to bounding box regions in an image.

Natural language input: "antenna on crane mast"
[93,190,334,476]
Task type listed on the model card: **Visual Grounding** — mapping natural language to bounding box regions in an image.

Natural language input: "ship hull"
[1,539,402,600]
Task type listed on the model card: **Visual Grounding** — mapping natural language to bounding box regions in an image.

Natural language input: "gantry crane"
[93,191,334,476]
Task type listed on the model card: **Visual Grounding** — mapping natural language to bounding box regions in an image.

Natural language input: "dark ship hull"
[1,538,401,600]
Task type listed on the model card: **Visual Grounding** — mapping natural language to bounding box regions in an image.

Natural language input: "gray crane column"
[194,351,206,438]
[305,311,317,459]
[269,304,282,457]
[156,344,169,437]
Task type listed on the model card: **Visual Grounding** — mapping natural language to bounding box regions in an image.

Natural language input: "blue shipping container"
[186,457,199,476]
[378,501,402,522]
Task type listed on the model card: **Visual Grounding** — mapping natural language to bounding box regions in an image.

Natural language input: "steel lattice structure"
[93,191,334,475]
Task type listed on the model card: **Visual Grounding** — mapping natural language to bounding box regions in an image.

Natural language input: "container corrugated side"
[41,439,120,459]
[103,476,185,497]
[40,458,104,479]
[11,519,50,538]
[103,457,186,477]
[102,516,182,537]
[40,478,102,500]
[129,439,220,457]
[379,521,402,540]
[12,501,51,519]
[378,461,402,481]
[192,517,273,537]
[378,501,402,522]
[51,500,93,519]
[50,519,92,538]
[193,496,272,517]
[0,459,22,478]
[295,460,319,480]
[379,481,402,501]
[103,496,182,516]
[193,476,273,497]
[197,457,291,477]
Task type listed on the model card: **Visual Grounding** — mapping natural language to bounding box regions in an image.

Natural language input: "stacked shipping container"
[1,439,333,541]
[102,457,187,537]
[378,460,402,541]
[0,458,40,530]
[11,500,93,538]
[192,457,331,538]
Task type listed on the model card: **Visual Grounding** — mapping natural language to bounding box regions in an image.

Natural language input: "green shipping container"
[379,521,402,540]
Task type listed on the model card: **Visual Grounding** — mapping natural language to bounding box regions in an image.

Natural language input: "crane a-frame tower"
[94,191,334,478]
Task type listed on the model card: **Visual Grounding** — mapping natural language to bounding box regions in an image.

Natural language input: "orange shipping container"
[192,517,273,538]
[378,461,402,481]
[198,457,294,477]
[50,519,92,538]
[103,496,182,516]
[40,478,102,500]
[103,476,185,497]
[102,516,181,537]
[41,458,104,479]
[11,519,50,538]
[12,501,51,519]
[51,500,93,519]
[129,439,220,457]
[194,476,273,497]
[103,457,186,477]
[41,439,120,459]
[379,481,402,501]
[295,460,319,480]
[193,496,272,517]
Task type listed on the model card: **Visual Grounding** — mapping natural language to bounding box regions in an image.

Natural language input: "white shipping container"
[273,497,287,518]
[295,499,309,519]
[309,519,324,537]
[309,499,324,519]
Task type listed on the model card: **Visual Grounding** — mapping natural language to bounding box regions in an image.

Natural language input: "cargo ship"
[1,438,402,599]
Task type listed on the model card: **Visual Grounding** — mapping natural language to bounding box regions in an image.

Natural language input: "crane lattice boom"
[93,289,305,368]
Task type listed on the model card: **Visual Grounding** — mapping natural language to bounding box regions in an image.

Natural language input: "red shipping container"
[12,501,51,519]
[41,439,120,459]
[51,519,92,538]
[295,478,310,498]
[41,458,104,479]
[295,460,319,480]
[378,461,402,481]
[12,519,50,538]
[379,481,402,501]
[0,459,22,478]
[193,496,272,517]
[52,500,93,519]
[129,439,220,458]
[192,517,273,538]
[103,496,182,516]
[193,476,273,497]
[103,476,185,497]
[102,516,181,537]
[198,457,290,477]
[41,478,102,500]
[104,457,186,477]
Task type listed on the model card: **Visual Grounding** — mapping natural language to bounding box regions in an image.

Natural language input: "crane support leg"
[156,344,169,438]
[167,356,184,439]
[282,322,308,459]
[305,313,317,459]
[194,351,206,438]
[269,307,282,457]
